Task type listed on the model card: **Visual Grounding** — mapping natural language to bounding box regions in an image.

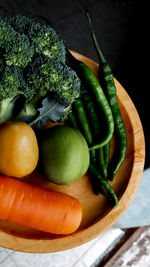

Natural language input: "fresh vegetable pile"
[0,13,127,235]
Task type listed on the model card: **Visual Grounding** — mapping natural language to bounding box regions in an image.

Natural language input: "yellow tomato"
[0,122,39,178]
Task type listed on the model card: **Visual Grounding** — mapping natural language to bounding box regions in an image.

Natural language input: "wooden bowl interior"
[0,52,145,252]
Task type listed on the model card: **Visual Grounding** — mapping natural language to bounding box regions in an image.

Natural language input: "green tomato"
[40,125,90,185]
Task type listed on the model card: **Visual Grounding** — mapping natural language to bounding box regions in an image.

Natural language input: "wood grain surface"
[0,52,145,253]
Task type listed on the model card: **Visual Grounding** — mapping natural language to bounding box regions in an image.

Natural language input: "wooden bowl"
[0,52,145,253]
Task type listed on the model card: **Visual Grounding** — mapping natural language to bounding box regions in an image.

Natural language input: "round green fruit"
[40,125,90,185]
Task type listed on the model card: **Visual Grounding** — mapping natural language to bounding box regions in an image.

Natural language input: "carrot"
[0,176,82,235]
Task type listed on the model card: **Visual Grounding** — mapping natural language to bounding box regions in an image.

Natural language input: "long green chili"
[68,112,79,130]
[86,10,127,180]
[88,163,118,207]
[81,86,107,177]
[67,111,118,206]
[73,98,93,145]
[66,49,114,150]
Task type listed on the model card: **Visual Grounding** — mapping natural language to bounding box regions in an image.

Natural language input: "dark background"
[0,0,148,167]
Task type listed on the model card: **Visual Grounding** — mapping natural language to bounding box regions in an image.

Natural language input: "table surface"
[0,226,150,267]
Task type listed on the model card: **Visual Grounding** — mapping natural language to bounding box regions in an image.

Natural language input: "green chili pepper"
[73,98,93,145]
[66,49,114,150]
[103,142,111,168]
[81,86,107,177]
[67,111,117,204]
[90,150,97,167]
[86,10,127,180]
[68,112,79,130]
[90,172,109,198]
[89,163,118,207]
[96,148,107,177]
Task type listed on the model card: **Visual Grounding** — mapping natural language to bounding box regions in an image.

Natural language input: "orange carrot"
[0,176,82,234]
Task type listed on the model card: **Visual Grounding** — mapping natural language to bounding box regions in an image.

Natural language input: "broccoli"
[0,17,34,68]
[27,55,80,105]
[0,54,5,74]
[0,18,14,48]
[3,15,66,63]
[5,33,34,68]
[4,14,32,34]
[0,14,80,125]
[29,23,66,63]
[16,55,80,121]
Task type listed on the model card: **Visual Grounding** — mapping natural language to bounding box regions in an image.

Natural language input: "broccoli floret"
[4,14,32,34]
[0,66,21,98]
[0,63,4,74]
[0,18,14,48]
[29,23,66,63]
[5,33,34,68]
[27,56,63,91]
[0,17,34,68]
[20,80,36,102]
[57,65,81,105]
[0,54,5,75]
[27,55,80,106]
[17,68,36,101]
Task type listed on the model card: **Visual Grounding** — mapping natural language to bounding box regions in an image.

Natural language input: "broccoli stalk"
[15,86,47,121]
[0,95,18,123]
[0,66,26,123]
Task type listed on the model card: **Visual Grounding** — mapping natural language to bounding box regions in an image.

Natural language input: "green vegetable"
[40,125,90,185]
[86,10,127,180]
[68,112,79,130]
[0,66,25,122]
[0,18,34,68]
[67,111,118,206]
[97,148,107,178]
[88,163,118,207]
[80,86,107,177]
[103,142,111,169]
[66,49,114,150]
[0,15,80,125]
[4,14,33,34]
[70,86,107,177]
[73,98,93,145]
[29,23,65,63]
